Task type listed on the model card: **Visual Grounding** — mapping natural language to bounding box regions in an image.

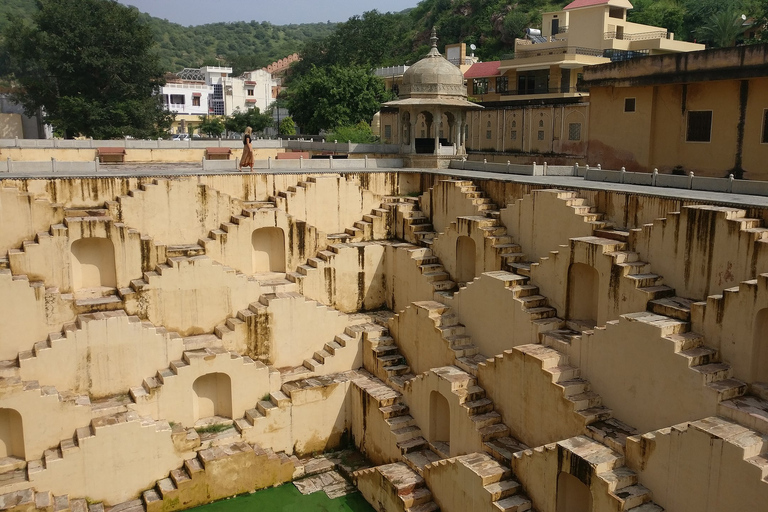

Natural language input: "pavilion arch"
[251,227,286,273]
[753,308,768,383]
[556,472,592,512]
[567,262,599,327]
[456,236,476,284]
[70,237,117,291]
[192,373,233,421]
[429,391,450,449]
[0,409,25,459]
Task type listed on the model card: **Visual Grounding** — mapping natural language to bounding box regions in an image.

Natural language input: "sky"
[116,0,421,26]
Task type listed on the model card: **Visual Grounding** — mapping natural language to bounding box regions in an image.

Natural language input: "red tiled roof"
[564,0,612,10]
[464,61,501,78]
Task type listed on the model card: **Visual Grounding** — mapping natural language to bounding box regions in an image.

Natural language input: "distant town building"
[161,65,282,135]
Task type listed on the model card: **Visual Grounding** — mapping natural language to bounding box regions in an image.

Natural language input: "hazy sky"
[116,0,421,26]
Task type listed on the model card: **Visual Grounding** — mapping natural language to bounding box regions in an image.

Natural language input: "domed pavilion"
[383,28,482,157]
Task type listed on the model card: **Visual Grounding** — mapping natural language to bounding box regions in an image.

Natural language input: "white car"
[172,134,190,141]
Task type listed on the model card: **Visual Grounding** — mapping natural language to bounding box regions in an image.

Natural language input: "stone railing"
[0,138,402,154]
[448,160,768,199]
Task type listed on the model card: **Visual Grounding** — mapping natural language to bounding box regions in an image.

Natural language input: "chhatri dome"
[399,28,467,100]
[383,28,481,156]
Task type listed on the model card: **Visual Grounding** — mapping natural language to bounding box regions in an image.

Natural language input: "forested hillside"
[0,0,335,74]
[294,0,768,72]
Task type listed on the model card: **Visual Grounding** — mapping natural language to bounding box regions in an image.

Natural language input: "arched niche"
[557,472,592,512]
[429,390,450,452]
[567,262,599,327]
[456,236,476,284]
[0,409,24,459]
[192,373,233,421]
[753,308,768,383]
[71,237,117,291]
[251,227,286,273]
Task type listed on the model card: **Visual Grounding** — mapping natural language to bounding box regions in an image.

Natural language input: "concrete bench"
[97,147,126,163]
[276,151,310,160]
[205,147,232,160]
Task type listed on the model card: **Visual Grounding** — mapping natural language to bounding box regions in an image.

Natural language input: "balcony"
[500,85,588,98]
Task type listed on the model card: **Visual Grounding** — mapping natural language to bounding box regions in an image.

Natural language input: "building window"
[539,120,544,128]
[538,130,545,141]
[473,78,489,95]
[170,94,185,105]
[609,7,624,19]
[384,125,392,139]
[686,111,713,143]
[762,110,768,144]
[511,120,516,128]
[497,76,509,94]
[192,96,201,107]
[568,123,582,141]
[624,98,636,112]
[486,130,492,139]
[247,89,254,96]
[510,131,517,140]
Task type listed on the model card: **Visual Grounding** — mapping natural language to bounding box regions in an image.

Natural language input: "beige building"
[583,43,768,179]
[462,0,703,158]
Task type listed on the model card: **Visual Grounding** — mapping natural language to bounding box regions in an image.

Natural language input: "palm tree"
[695,9,749,47]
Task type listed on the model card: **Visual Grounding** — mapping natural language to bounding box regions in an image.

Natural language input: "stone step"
[648,296,695,322]
[493,495,532,511]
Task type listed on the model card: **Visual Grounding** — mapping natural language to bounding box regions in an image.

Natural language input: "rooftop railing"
[604,30,669,41]
[511,46,605,59]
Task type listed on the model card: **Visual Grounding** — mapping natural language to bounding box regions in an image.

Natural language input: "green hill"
[0,0,335,74]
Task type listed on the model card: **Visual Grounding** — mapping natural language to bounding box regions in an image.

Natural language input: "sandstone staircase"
[427,452,534,512]
[142,440,298,511]
[515,436,662,511]
[353,462,439,512]
[350,371,442,474]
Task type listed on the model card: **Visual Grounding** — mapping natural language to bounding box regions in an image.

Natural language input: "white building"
[160,66,280,134]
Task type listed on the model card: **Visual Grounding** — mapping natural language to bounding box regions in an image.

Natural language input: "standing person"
[239,126,254,171]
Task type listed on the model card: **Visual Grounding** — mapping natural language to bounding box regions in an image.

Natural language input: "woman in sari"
[239,126,254,171]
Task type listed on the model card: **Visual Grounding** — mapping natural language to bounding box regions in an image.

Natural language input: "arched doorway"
[192,373,233,421]
[753,308,768,383]
[71,237,117,291]
[456,236,476,284]
[0,409,24,459]
[567,263,599,327]
[557,472,592,512]
[429,391,450,453]
[251,227,286,273]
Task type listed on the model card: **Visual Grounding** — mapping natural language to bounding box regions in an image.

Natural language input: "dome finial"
[428,27,441,57]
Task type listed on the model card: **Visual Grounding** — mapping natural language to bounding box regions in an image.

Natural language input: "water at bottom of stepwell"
[190,482,375,512]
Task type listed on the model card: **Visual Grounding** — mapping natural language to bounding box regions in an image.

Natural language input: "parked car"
[172,134,190,141]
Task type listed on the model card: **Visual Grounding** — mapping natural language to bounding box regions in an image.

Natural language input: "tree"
[1,0,173,138]
[279,117,296,136]
[199,115,225,137]
[327,121,377,143]
[695,8,750,47]
[286,65,393,134]
[225,107,273,134]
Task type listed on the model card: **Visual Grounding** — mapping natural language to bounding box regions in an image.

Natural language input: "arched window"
[252,227,286,273]
[0,409,24,459]
[192,373,233,421]
[71,237,117,291]
[456,236,476,284]
[429,391,450,454]
[557,472,592,512]
[567,263,599,327]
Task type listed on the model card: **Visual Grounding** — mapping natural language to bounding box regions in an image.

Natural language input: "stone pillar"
[433,108,441,155]
[409,112,417,154]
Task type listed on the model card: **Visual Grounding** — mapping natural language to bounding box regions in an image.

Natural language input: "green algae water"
[191,483,376,512]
